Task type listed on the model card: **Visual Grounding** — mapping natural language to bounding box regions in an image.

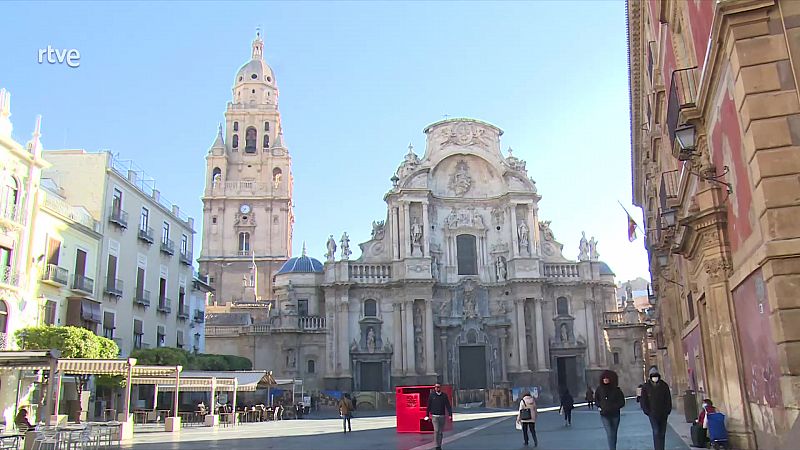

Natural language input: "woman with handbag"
[516,391,538,447]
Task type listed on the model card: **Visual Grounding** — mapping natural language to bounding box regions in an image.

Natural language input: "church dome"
[598,261,615,276]
[276,255,323,274]
[234,31,276,87]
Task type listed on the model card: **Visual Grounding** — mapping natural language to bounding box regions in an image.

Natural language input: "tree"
[130,347,252,371]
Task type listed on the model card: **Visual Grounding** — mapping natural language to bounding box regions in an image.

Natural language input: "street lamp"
[661,208,678,228]
[674,124,696,161]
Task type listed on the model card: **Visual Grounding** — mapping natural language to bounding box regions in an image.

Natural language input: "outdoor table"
[103,408,117,422]
[132,410,149,424]
[0,433,22,450]
[156,410,172,422]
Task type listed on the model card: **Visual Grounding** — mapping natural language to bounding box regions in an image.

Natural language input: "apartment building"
[43,150,197,357]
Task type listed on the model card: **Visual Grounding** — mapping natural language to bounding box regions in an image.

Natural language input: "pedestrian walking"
[516,391,538,447]
[339,393,354,433]
[425,383,453,450]
[586,386,595,410]
[596,370,626,450]
[560,389,574,426]
[640,367,672,450]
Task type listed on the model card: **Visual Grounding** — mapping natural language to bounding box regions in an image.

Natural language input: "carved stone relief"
[447,160,472,196]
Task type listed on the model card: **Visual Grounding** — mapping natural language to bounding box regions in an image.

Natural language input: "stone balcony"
[349,264,392,284]
[542,263,580,279]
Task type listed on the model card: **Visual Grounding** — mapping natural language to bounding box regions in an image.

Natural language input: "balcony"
[237,250,250,257]
[667,67,699,146]
[0,203,24,229]
[193,310,205,323]
[0,266,20,288]
[349,264,392,284]
[137,226,155,244]
[179,251,193,266]
[298,315,326,331]
[0,332,8,350]
[177,304,189,320]
[72,274,94,295]
[157,297,172,314]
[542,263,580,278]
[603,311,625,326]
[134,289,151,307]
[108,207,128,228]
[160,239,175,256]
[104,278,123,298]
[42,264,69,286]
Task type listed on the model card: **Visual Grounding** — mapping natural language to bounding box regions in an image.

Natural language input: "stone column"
[515,299,529,370]
[425,299,435,374]
[338,300,351,376]
[391,207,399,261]
[440,334,448,383]
[500,331,509,382]
[402,203,411,259]
[421,201,430,258]
[392,302,403,375]
[404,300,416,375]
[585,299,597,366]
[534,298,547,369]
[509,204,519,258]
[527,203,538,255]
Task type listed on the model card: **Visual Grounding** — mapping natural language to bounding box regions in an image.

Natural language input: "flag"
[627,213,638,242]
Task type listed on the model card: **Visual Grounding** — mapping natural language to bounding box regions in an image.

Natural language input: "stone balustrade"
[349,264,392,284]
[603,311,625,326]
[298,315,326,330]
[542,263,580,278]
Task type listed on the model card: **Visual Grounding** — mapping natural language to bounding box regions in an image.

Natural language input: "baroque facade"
[628,0,800,448]
[203,40,648,401]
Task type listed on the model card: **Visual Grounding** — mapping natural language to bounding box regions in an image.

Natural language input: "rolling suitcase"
[707,412,729,449]
[690,421,707,448]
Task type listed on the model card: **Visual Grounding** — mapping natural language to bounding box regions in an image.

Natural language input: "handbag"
[515,420,522,430]
[519,408,532,421]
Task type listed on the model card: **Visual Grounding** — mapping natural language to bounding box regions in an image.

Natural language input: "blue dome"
[276,255,324,274]
[598,261,615,276]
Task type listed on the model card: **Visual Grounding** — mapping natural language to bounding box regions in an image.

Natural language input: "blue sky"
[1,0,649,282]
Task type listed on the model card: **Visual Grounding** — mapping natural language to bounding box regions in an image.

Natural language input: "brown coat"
[339,397,354,415]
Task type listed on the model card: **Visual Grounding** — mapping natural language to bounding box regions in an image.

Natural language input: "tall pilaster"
[425,299,435,374]
[509,204,519,258]
[534,298,547,370]
[392,302,403,375]
[515,298,529,370]
[421,201,430,258]
[403,300,416,374]
[402,203,411,259]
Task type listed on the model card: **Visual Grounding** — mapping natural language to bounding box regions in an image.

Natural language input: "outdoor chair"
[31,428,60,450]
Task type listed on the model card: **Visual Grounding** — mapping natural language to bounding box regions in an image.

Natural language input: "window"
[43,300,57,326]
[74,249,87,278]
[159,277,167,304]
[162,221,170,244]
[556,297,569,316]
[233,121,239,132]
[181,234,188,255]
[106,254,118,289]
[307,360,315,374]
[263,134,269,148]
[0,300,9,333]
[297,299,308,317]
[613,352,620,365]
[212,216,217,225]
[103,312,115,339]
[633,341,641,360]
[232,134,239,149]
[179,287,186,313]
[177,331,184,349]
[272,168,282,189]
[364,299,377,317]
[46,237,61,266]
[456,234,478,275]
[686,292,695,321]
[212,167,222,184]
[140,208,149,231]
[112,188,123,212]
[157,326,165,348]
[133,319,143,349]
[3,175,18,214]
[238,232,250,252]
[136,267,145,298]
[0,246,12,270]
[245,127,257,153]
[264,122,269,131]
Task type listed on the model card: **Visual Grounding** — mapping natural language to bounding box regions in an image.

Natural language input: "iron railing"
[42,264,69,285]
[157,297,172,314]
[108,207,128,228]
[72,274,94,295]
[134,289,151,307]
[138,226,154,244]
[105,278,124,297]
[160,239,175,255]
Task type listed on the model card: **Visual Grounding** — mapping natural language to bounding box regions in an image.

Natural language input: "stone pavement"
[123,401,690,450]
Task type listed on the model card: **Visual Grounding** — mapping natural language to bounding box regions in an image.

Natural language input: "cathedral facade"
[203,35,646,403]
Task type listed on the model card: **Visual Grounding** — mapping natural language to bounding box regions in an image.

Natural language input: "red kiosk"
[395,385,454,433]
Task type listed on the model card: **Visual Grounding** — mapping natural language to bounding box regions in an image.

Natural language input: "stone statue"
[539,220,554,241]
[518,220,530,253]
[491,207,504,227]
[410,217,423,255]
[383,339,393,353]
[431,256,440,281]
[560,323,569,343]
[439,300,450,316]
[495,256,507,282]
[340,232,351,260]
[415,333,425,366]
[413,303,423,331]
[463,285,477,319]
[350,339,359,353]
[371,220,385,240]
[446,208,458,229]
[366,327,376,353]
[578,231,590,261]
[589,236,599,261]
[273,172,282,190]
[325,235,337,262]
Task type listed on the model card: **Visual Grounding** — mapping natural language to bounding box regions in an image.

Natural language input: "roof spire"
[301,241,307,256]
[27,115,43,157]
[0,88,12,138]
[252,27,264,60]
[211,122,224,148]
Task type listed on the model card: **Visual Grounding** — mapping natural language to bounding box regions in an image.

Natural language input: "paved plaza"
[123,401,690,450]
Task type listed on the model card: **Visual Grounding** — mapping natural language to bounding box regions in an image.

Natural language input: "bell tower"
[199,31,294,305]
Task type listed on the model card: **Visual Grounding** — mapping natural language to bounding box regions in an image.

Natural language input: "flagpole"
[617,200,645,233]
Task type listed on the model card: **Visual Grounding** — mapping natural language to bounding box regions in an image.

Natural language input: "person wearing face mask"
[595,370,626,450]
[640,367,672,450]
[425,384,453,450]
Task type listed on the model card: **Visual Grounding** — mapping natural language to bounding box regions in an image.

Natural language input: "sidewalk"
[668,410,695,448]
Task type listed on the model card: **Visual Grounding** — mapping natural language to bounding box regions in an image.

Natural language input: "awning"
[131,371,277,392]
[103,311,115,329]
[81,300,102,323]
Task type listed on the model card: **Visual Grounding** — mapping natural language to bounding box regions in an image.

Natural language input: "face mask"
[702,403,708,408]
[650,376,660,383]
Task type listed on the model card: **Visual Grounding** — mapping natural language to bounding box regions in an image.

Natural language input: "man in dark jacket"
[425,384,453,450]
[640,366,672,450]
[596,370,626,450]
